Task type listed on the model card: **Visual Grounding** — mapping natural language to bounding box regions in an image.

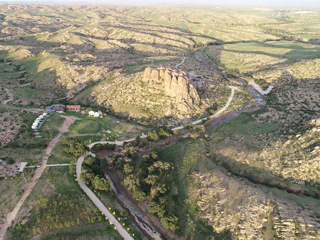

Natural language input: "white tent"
[93,112,99,117]
[89,110,95,116]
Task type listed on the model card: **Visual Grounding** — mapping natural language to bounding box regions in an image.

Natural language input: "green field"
[67,115,147,141]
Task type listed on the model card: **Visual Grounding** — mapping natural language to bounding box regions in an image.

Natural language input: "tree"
[123,146,137,158]
[91,165,104,176]
[132,188,147,202]
[100,158,107,167]
[147,130,159,141]
[80,172,95,185]
[157,128,171,139]
[84,156,95,167]
[148,152,157,163]
[160,214,178,231]
[147,201,166,218]
[123,164,134,175]
[195,124,205,133]
[144,175,158,185]
[62,138,86,157]
[124,174,139,191]
[92,176,111,191]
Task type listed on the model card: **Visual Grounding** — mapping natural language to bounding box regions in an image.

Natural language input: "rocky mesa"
[143,67,200,114]
[76,67,204,119]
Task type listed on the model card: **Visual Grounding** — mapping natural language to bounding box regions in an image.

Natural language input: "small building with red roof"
[66,105,81,112]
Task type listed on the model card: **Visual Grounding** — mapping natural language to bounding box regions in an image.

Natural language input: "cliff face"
[143,67,200,113]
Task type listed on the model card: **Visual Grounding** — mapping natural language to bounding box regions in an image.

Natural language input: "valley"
[0,4,320,240]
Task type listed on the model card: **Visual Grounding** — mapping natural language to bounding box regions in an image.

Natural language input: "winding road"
[249,80,274,95]
[75,82,240,239]
[175,55,186,72]
[76,154,134,240]
[172,86,238,130]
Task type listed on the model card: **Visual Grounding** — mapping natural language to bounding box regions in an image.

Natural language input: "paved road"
[76,154,134,240]
[88,135,148,149]
[172,86,238,131]
[249,80,274,95]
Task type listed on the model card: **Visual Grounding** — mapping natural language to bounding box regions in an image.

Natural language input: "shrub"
[173,130,180,135]
[190,132,199,139]
[142,140,150,146]
[120,210,128,217]
[5,157,15,164]
[185,123,195,130]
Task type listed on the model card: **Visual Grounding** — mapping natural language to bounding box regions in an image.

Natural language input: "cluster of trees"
[80,156,111,192]
[62,138,87,157]
[147,126,173,142]
[11,193,104,238]
[91,143,116,153]
[120,149,178,231]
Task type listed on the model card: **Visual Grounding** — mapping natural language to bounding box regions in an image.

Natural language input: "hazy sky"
[1,0,319,7]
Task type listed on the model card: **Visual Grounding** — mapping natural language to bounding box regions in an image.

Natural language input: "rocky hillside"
[142,67,200,114]
[74,67,205,119]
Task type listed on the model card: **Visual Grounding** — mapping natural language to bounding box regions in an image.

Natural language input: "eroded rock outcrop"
[143,67,200,113]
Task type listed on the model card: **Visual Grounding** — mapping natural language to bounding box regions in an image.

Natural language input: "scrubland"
[0,4,320,240]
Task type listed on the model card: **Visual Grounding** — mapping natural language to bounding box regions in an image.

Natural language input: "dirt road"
[0,115,78,240]
[1,88,13,105]
[175,55,186,72]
